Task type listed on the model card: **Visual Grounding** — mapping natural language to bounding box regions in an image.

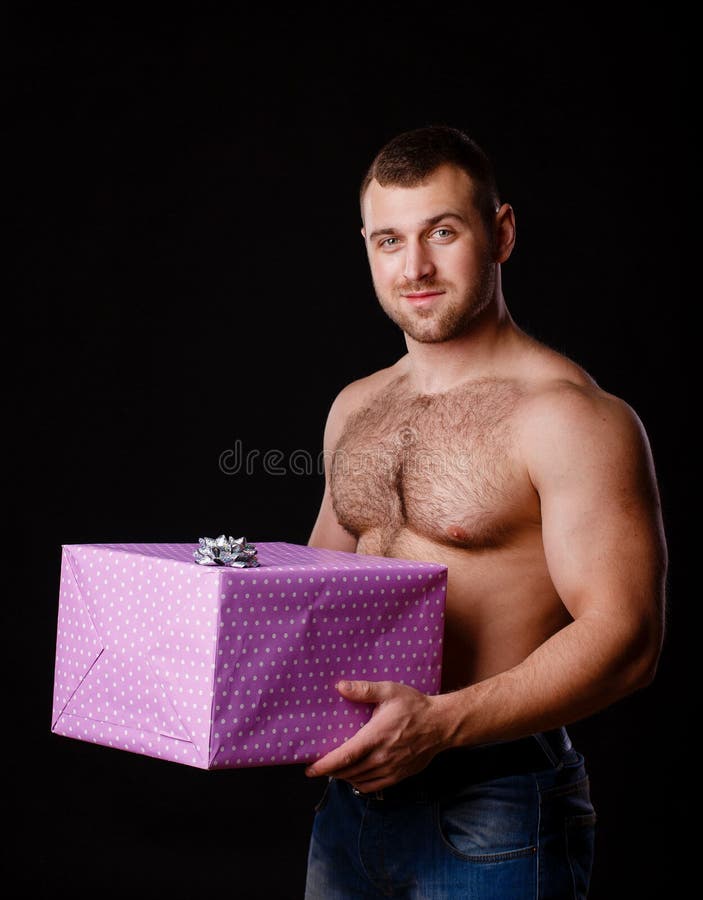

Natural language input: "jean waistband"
[348,727,573,803]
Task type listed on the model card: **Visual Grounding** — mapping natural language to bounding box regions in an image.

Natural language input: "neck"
[402,283,519,395]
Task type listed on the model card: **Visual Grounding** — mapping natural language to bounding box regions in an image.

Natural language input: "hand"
[304,680,449,793]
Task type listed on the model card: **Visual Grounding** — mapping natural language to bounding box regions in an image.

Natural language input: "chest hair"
[330,376,526,549]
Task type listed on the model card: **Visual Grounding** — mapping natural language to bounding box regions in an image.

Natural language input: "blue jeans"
[304,734,595,898]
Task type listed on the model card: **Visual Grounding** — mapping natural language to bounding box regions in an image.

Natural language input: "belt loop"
[532,729,563,768]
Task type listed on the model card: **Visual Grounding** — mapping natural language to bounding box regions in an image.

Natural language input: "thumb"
[335,679,395,703]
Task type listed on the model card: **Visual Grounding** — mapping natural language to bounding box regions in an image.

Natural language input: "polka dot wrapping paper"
[51,542,447,770]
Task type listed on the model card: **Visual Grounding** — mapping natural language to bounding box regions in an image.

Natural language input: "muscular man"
[303,126,667,899]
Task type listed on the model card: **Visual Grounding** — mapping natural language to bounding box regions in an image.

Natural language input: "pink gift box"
[51,541,447,769]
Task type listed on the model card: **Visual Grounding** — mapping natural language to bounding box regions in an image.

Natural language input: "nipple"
[447,525,470,544]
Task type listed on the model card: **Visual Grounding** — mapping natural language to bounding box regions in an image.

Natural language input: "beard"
[375,262,496,344]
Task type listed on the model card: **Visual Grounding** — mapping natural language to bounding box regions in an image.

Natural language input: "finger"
[305,680,403,777]
[305,738,374,778]
[335,679,398,704]
[325,755,388,783]
[324,744,404,783]
[350,772,401,794]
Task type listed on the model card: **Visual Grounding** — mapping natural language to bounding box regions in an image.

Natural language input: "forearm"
[304,608,661,791]
[434,611,662,750]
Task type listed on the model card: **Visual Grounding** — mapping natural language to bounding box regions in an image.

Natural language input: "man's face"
[361,164,496,344]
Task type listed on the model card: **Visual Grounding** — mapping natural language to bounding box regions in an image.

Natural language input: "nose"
[403,238,435,282]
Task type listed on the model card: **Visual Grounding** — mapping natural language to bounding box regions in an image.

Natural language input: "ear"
[494,203,516,263]
[360,226,366,240]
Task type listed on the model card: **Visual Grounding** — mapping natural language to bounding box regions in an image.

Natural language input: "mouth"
[400,290,445,307]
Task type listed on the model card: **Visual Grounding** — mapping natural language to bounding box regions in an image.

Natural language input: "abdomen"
[358,526,572,692]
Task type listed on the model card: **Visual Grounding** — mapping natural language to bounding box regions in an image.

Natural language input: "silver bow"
[193,535,260,567]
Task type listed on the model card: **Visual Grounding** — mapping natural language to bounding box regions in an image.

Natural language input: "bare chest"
[330,379,537,550]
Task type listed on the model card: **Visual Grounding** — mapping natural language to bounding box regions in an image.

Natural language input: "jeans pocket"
[435,775,538,862]
[565,812,597,899]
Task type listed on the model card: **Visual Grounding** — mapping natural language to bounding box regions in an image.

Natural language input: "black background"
[8,6,692,898]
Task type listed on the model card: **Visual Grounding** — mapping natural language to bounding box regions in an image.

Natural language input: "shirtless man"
[302,126,667,899]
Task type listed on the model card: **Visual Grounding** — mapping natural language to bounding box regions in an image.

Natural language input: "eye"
[379,236,401,248]
[431,228,454,240]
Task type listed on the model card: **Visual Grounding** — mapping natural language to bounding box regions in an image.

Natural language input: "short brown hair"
[360,125,500,229]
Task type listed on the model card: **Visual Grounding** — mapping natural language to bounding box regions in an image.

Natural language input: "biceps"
[540,485,666,620]
[308,485,358,552]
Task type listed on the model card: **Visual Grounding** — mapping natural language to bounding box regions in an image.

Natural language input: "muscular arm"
[308,385,359,552]
[438,387,667,746]
[308,481,357,552]
[306,386,667,789]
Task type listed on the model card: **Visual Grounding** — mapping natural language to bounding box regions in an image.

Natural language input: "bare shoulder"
[514,350,656,486]
[322,357,408,446]
[514,346,667,581]
[327,357,407,422]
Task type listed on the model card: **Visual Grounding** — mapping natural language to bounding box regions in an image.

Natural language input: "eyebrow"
[368,211,466,242]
